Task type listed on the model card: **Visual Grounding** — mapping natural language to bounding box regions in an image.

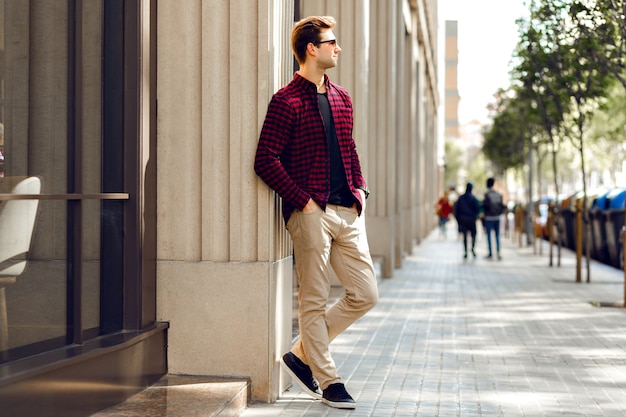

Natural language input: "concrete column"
[156,0,294,402]
[395,1,409,266]
[407,5,421,251]
[414,0,440,242]
[366,0,399,278]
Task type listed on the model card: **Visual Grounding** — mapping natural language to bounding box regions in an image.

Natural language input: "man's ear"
[307,42,317,57]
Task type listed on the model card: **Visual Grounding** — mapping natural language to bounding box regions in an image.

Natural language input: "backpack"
[485,190,504,216]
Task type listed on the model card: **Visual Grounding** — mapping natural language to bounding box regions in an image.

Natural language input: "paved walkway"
[242,224,626,417]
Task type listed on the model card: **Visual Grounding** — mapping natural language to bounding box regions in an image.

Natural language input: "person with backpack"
[483,177,504,260]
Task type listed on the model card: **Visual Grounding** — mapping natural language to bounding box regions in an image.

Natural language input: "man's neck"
[298,67,325,91]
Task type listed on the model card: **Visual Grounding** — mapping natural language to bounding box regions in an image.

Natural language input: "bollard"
[515,204,525,247]
[575,199,582,283]
[533,201,541,255]
[623,225,626,307]
[548,202,554,267]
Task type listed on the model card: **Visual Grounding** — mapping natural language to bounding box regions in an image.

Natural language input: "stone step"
[91,374,249,417]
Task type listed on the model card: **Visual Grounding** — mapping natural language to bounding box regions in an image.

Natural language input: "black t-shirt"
[318,93,355,207]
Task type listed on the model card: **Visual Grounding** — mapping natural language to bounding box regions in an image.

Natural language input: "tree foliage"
[482,88,532,172]
[569,0,626,89]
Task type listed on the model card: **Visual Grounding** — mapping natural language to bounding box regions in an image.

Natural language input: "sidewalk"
[242,224,626,417]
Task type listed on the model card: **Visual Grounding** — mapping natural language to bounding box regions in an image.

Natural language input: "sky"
[439,0,530,124]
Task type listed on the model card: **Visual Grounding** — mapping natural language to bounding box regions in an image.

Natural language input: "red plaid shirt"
[254,72,367,223]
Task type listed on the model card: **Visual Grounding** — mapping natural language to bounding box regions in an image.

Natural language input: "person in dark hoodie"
[453,182,481,259]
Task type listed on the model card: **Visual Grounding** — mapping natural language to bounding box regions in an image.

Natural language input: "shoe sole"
[322,398,356,409]
[280,356,323,400]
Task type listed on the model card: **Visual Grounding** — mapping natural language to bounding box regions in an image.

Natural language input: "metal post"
[575,199,582,283]
[623,225,626,307]
[548,202,554,267]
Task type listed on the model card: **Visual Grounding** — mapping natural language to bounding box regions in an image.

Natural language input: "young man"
[483,177,504,260]
[254,16,378,409]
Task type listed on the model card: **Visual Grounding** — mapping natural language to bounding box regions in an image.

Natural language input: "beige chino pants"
[287,203,378,390]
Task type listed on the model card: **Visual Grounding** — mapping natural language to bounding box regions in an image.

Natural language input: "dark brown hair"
[291,16,336,65]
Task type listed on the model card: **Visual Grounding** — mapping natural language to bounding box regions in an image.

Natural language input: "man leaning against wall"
[254,15,378,410]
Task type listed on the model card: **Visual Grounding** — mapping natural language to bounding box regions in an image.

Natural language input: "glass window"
[0,0,122,362]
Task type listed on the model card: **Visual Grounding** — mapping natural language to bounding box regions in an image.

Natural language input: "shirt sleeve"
[350,141,366,189]
[254,96,311,210]
[345,94,366,192]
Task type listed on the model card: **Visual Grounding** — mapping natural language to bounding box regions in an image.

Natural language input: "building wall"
[445,20,460,139]
[155,0,439,403]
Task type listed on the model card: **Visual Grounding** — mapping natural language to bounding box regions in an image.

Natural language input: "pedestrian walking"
[453,182,480,259]
[435,191,453,238]
[482,177,504,260]
[254,15,378,410]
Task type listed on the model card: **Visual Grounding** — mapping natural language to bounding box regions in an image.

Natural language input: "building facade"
[0,0,439,414]
[444,20,460,140]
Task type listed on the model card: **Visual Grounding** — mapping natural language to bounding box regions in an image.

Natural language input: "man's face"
[314,29,341,69]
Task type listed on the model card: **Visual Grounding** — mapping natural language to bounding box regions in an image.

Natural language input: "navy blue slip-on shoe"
[322,382,356,409]
[280,352,322,399]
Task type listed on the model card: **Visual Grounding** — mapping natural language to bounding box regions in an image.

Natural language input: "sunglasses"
[315,39,337,47]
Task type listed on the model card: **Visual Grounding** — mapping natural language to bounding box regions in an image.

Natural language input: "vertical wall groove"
[157,0,202,261]
[202,0,229,261]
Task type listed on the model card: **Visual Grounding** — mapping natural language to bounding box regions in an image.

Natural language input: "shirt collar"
[293,72,330,92]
